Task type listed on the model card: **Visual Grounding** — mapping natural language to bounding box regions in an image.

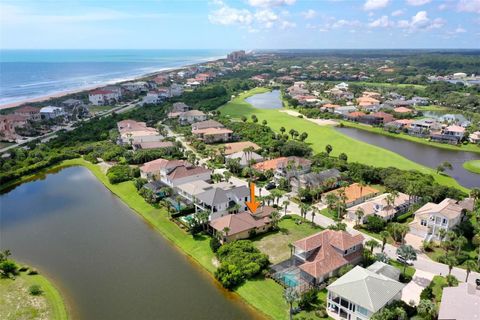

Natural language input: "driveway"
[401,270,434,306]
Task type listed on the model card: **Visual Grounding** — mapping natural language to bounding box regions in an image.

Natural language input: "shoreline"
[0,54,226,110]
[9,158,278,319]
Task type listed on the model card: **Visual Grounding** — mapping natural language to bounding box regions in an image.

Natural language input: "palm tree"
[379,230,390,253]
[288,243,294,259]
[417,299,437,320]
[375,252,389,263]
[464,260,477,282]
[299,203,311,220]
[355,207,365,226]
[325,144,333,155]
[282,200,290,216]
[396,244,417,275]
[438,228,447,242]
[325,193,338,211]
[366,239,380,253]
[311,207,317,225]
[222,227,230,242]
[470,188,480,210]
[280,126,286,135]
[444,254,457,276]
[284,288,299,320]
[270,210,281,230]
[453,235,467,257]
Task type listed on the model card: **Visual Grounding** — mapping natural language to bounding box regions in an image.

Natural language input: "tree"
[311,207,317,225]
[396,244,417,275]
[270,210,281,230]
[355,207,365,226]
[417,299,437,320]
[282,200,290,216]
[364,215,385,233]
[223,171,232,183]
[299,132,308,141]
[472,233,480,268]
[388,223,409,244]
[338,153,348,162]
[262,120,267,126]
[241,116,247,122]
[299,203,311,220]
[379,230,390,253]
[288,243,294,258]
[325,193,338,211]
[284,288,299,320]
[444,254,457,276]
[366,239,380,253]
[470,188,480,208]
[464,260,477,282]
[280,126,286,134]
[375,252,389,263]
[325,144,333,155]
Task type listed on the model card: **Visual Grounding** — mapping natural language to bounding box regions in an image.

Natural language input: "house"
[411,96,429,106]
[117,120,162,145]
[40,106,65,119]
[140,158,190,180]
[393,106,414,114]
[225,151,264,167]
[335,82,349,90]
[121,81,148,92]
[88,89,121,105]
[408,119,441,137]
[334,106,357,116]
[384,119,414,132]
[356,96,380,109]
[132,141,175,151]
[177,181,249,220]
[346,111,366,121]
[253,156,312,181]
[192,127,233,143]
[167,102,191,118]
[357,112,394,125]
[191,120,224,131]
[321,104,341,113]
[61,98,83,110]
[14,106,41,121]
[293,230,364,285]
[290,169,341,194]
[384,99,414,109]
[408,198,470,241]
[430,125,465,144]
[362,91,382,100]
[209,211,270,243]
[163,165,212,188]
[142,91,165,105]
[0,114,29,140]
[322,183,380,208]
[469,131,480,144]
[223,141,261,155]
[438,283,480,320]
[346,192,412,223]
[327,264,404,320]
[179,110,207,124]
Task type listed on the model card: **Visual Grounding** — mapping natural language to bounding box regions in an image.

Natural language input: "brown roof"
[140,158,189,173]
[223,141,261,155]
[167,165,211,180]
[135,141,175,149]
[192,127,233,135]
[324,183,379,205]
[347,111,366,118]
[209,212,266,235]
[394,107,413,113]
[294,230,364,278]
[253,156,311,172]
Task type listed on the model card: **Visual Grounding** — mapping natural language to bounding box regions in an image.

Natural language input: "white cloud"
[280,20,296,29]
[369,15,393,27]
[398,11,445,31]
[457,0,480,13]
[247,0,296,8]
[438,3,447,10]
[391,9,404,16]
[364,0,390,11]
[254,9,278,28]
[454,26,466,33]
[208,6,253,25]
[301,9,316,19]
[406,0,431,6]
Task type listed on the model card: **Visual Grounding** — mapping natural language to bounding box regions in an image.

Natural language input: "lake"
[0,166,258,320]
[245,90,282,109]
[336,127,480,188]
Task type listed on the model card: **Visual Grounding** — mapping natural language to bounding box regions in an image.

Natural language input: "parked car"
[265,182,276,190]
[396,256,414,266]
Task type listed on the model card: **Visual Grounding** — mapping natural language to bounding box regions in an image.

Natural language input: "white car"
[396,256,414,266]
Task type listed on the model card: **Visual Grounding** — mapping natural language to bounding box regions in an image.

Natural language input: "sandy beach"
[0,55,225,111]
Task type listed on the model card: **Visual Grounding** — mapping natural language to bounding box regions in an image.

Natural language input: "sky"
[0,0,479,49]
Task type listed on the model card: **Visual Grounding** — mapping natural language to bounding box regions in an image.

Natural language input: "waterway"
[336,127,480,188]
[245,90,282,109]
[0,166,257,319]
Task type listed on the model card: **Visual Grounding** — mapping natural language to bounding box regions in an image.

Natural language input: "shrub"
[84,153,98,164]
[210,237,221,253]
[446,275,459,286]
[106,165,136,184]
[364,215,385,233]
[395,211,413,223]
[420,284,433,300]
[298,288,319,311]
[29,285,43,296]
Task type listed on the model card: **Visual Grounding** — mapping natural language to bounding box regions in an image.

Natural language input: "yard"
[253,216,323,264]
[463,160,480,174]
[88,105,115,114]
[219,88,468,192]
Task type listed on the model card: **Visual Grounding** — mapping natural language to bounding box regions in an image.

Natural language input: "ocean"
[0,49,228,106]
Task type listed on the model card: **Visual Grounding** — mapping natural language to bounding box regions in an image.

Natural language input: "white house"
[88,89,121,106]
[40,106,65,119]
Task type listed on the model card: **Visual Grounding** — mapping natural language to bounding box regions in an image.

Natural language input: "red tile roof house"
[192,127,233,143]
[253,156,312,181]
[14,106,41,121]
[292,230,364,285]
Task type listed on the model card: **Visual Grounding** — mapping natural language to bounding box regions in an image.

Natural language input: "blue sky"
[1,0,479,49]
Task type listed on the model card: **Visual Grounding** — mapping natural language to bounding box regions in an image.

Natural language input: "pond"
[0,166,258,320]
[245,89,282,109]
[336,127,480,188]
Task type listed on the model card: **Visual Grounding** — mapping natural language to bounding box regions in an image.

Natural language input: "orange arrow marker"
[245,182,260,213]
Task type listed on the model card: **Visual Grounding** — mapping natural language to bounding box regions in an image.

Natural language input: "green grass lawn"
[50,159,288,320]
[390,260,416,278]
[463,160,480,174]
[88,105,115,113]
[253,216,322,264]
[0,270,68,320]
[294,288,333,320]
[319,208,339,221]
[430,276,448,303]
[341,121,480,154]
[343,81,426,90]
[415,105,449,112]
[219,88,469,192]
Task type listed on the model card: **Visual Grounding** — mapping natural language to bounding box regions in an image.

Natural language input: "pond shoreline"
[22,159,275,319]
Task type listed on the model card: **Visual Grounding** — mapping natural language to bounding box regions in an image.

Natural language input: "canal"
[0,166,258,320]
[336,127,480,188]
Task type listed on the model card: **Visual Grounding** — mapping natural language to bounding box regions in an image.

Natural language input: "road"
[0,100,140,154]
[165,122,480,287]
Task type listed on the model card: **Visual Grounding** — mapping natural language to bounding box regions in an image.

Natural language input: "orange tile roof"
[324,183,379,204]
[253,156,311,172]
[223,141,261,155]
[294,230,364,278]
[394,107,413,113]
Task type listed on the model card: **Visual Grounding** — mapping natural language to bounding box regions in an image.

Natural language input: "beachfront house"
[327,264,404,320]
[88,88,121,106]
[14,106,41,121]
[40,106,65,120]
